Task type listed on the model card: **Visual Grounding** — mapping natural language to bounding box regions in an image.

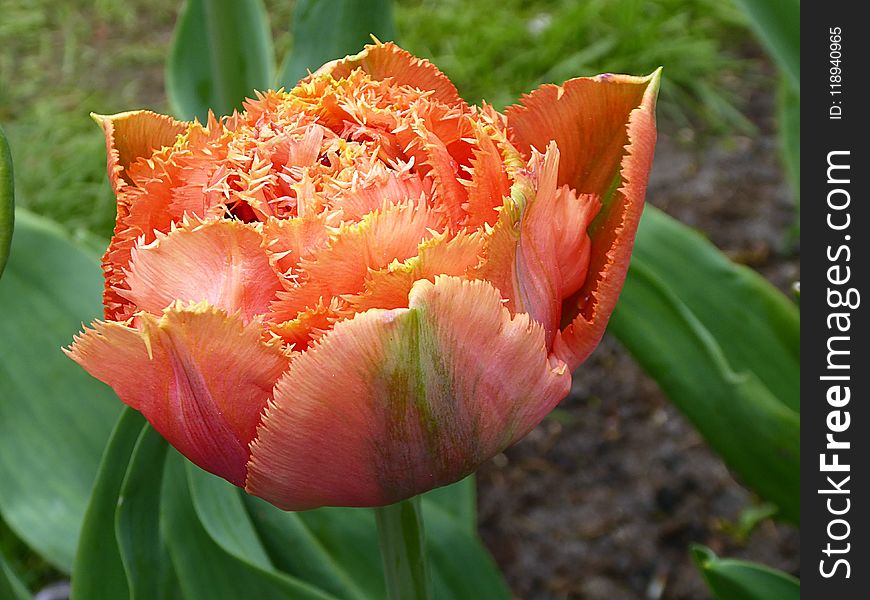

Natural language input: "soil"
[476,77,800,599]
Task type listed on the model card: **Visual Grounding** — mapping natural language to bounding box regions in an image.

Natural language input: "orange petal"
[270,200,445,321]
[245,276,570,510]
[462,121,512,229]
[268,298,344,350]
[92,110,187,195]
[529,71,660,369]
[474,144,599,346]
[346,229,486,311]
[311,42,463,107]
[67,304,288,486]
[122,219,282,322]
[331,168,428,222]
[261,213,331,276]
[505,72,657,194]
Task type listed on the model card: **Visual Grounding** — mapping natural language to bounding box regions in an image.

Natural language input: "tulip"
[68,42,659,512]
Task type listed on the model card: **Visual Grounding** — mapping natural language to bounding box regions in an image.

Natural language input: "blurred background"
[0,1,799,598]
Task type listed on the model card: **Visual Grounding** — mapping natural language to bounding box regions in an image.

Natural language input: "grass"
[395,0,754,127]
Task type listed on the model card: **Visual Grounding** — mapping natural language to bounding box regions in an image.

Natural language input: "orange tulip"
[68,43,659,510]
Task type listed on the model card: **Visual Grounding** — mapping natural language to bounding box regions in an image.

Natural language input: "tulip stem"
[375,496,431,600]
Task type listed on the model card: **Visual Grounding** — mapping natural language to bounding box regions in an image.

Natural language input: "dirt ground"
[476,79,800,599]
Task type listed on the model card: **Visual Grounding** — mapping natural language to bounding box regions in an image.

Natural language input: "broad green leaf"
[732,0,799,90]
[778,76,800,210]
[421,476,477,533]
[0,125,12,278]
[610,207,799,522]
[620,206,799,409]
[161,452,335,600]
[70,409,145,600]
[278,0,397,87]
[167,0,275,121]
[422,501,512,599]
[115,426,176,600]
[692,545,799,600]
[245,497,372,600]
[186,464,274,570]
[244,479,509,600]
[0,549,32,600]
[0,210,122,571]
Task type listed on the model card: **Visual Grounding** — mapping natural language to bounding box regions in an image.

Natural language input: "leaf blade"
[278,0,397,87]
[167,0,275,121]
[692,545,800,600]
[609,207,800,522]
[0,210,122,572]
[70,408,146,600]
[0,125,13,278]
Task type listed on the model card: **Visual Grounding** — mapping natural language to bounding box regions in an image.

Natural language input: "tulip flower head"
[68,43,659,510]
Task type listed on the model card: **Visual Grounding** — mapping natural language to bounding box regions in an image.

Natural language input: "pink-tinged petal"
[66,304,289,487]
[474,144,600,346]
[121,219,281,322]
[245,275,570,510]
[261,214,332,276]
[311,42,463,107]
[92,110,187,195]
[269,201,446,322]
[540,71,661,369]
[332,169,428,221]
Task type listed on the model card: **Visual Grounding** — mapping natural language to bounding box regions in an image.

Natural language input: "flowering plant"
[68,42,659,514]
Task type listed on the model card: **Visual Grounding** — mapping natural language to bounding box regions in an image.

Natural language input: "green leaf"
[732,0,799,90]
[610,206,800,522]
[0,549,32,600]
[692,545,799,600]
[167,0,275,121]
[243,479,509,600]
[186,464,274,571]
[71,409,146,600]
[115,426,176,600]
[0,210,122,572]
[778,76,800,210]
[422,501,513,599]
[0,125,13,279]
[420,476,477,533]
[245,497,373,600]
[278,0,397,88]
[161,452,335,600]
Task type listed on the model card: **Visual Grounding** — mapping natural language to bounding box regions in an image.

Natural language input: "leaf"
[778,76,800,210]
[243,479,509,600]
[420,476,477,533]
[0,549,32,600]
[0,210,122,572]
[0,125,12,278]
[422,501,513,599]
[161,452,335,600]
[692,545,799,600]
[115,425,176,600]
[278,0,397,87]
[609,206,800,522]
[70,409,145,600]
[185,464,274,571]
[245,497,373,600]
[732,0,799,90]
[167,0,275,121]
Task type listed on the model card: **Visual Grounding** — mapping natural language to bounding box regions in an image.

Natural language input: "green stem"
[375,496,431,600]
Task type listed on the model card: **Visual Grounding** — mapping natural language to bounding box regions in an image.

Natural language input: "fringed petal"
[245,276,570,510]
